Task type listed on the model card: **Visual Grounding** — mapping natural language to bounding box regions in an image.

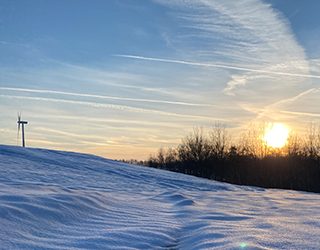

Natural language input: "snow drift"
[0,145,320,249]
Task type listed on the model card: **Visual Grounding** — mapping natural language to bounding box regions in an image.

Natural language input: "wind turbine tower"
[17,113,28,147]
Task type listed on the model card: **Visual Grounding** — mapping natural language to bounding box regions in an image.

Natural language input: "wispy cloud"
[150,0,320,130]
[0,87,213,107]
[152,0,311,98]
[238,87,320,123]
[1,0,319,159]
[116,54,320,80]
[280,110,320,118]
[0,94,221,121]
[28,113,184,129]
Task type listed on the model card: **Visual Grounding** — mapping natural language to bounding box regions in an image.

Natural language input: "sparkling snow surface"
[0,145,320,249]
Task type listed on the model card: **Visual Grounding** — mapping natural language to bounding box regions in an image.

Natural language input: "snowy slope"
[0,145,320,250]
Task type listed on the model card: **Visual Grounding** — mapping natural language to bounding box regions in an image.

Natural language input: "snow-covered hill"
[0,145,319,249]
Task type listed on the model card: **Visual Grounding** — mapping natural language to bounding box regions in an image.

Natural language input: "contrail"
[26,113,183,128]
[116,54,320,79]
[0,87,213,107]
[280,110,320,118]
[0,94,221,121]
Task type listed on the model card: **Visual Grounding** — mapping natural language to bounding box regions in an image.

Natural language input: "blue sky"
[1,0,319,159]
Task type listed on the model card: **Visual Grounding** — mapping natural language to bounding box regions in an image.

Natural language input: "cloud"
[151,0,311,97]
[239,88,320,122]
[0,87,213,107]
[223,74,277,95]
[1,0,319,158]
[116,54,320,80]
[280,110,320,118]
[141,0,320,126]
[0,94,220,121]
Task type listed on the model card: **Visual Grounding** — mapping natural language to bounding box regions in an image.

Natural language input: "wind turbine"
[17,113,28,147]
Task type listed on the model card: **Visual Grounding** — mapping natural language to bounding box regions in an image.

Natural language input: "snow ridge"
[0,145,320,249]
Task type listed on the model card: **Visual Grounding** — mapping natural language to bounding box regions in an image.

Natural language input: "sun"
[263,123,289,148]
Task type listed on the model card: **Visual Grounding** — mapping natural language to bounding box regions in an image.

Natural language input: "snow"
[0,145,320,249]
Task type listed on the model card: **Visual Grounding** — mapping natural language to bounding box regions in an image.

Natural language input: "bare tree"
[286,133,302,157]
[304,124,320,158]
[157,147,165,166]
[165,148,178,165]
[178,127,211,163]
[209,123,229,159]
[238,124,264,158]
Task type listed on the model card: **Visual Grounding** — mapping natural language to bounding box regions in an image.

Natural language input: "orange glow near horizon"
[263,123,289,149]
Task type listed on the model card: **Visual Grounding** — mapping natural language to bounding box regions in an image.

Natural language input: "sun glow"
[263,123,289,148]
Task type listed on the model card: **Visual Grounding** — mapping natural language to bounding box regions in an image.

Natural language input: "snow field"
[0,145,320,249]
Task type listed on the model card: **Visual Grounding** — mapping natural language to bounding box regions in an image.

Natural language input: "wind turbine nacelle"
[17,121,28,124]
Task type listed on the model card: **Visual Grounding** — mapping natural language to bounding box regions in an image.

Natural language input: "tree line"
[145,124,320,193]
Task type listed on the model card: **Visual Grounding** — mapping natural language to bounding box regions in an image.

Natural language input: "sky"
[0,0,319,159]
